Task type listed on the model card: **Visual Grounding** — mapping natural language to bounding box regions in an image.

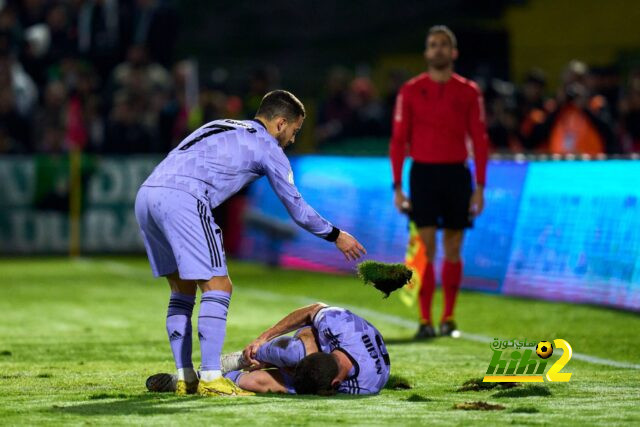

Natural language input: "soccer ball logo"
[536,341,553,359]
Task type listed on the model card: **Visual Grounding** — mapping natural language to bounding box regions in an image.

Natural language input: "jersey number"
[375,335,390,366]
[179,124,236,151]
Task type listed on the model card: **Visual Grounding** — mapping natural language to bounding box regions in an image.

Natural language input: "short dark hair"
[293,353,339,395]
[255,90,306,121]
[426,25,457,48]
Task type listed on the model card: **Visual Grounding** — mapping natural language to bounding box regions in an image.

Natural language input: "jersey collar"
[249,118,267,130]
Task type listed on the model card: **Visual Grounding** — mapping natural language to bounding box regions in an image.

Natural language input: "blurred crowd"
[315,62,640,155]
[1,0,639,156]
[481,61,640,155]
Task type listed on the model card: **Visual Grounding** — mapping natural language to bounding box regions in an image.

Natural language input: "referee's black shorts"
[409,162,474,230]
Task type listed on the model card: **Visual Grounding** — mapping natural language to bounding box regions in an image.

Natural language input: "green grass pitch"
[1,257,639,425]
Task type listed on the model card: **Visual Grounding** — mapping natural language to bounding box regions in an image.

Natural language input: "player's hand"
[469,187,485,217]
[243,337,267,366]
[394,190,412,214]
[335,231,366,261]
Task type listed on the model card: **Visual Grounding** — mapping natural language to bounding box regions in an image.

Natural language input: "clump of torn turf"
[384,374,412,390]
[405,394,432,402]
[492,385,551,398]
[457,377,520,392]
[357,261,413,297]
[510,407,540,413]
[453,401,505,411]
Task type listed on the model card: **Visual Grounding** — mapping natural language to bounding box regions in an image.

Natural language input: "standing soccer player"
[389,26,489,339]
[135,90,366,396]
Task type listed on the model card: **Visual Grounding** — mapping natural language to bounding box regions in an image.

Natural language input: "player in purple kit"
[146,303,391,395]
[243,302,391,395]
[135,91,366,396]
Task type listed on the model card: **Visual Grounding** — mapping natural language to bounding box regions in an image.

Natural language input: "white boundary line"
[87,259,640,370]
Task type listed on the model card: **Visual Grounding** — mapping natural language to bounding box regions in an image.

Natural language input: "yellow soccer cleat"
[175,379,199,396]
[197,377,255,396]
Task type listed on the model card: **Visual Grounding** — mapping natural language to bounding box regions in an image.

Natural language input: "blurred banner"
[0,155,161,254]
[242,156,640,312]
[1,155,638,311]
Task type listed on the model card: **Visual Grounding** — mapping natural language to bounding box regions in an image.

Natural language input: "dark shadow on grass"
[510,406,540,413]
[385,374,412,390]
[252,392,371,400]
[50,393,269,416]
[384,337,433,345]
[405,394,432,402]
[492,385,551,398]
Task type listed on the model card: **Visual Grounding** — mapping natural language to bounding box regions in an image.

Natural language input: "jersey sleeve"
[312,307,357,346]
[467,83,489,186]
[389,84,412,187]
[312,306,337,330]
[263,146,338,240]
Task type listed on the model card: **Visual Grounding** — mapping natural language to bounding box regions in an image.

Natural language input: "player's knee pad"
[257,336,305,368]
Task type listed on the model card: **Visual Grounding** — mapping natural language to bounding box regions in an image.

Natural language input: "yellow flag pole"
[69,148,82,257]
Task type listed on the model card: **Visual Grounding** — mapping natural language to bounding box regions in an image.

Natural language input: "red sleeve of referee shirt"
[467,83,489,187]
[389,85,411,186]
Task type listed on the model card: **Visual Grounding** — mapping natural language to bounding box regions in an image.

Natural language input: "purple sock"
[198,290,231,371]
[166,292,196,369]
[257,336,306,368]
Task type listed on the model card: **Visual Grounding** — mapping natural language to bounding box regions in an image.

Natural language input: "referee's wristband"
[324,226,341,242]
[392,182,402,191]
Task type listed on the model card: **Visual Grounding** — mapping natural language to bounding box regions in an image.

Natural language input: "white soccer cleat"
[220,351,249,374]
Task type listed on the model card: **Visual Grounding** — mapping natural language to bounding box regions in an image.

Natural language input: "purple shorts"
[134,186,228,280]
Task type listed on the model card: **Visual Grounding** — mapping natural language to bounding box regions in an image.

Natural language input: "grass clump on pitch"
[357,260,413,297]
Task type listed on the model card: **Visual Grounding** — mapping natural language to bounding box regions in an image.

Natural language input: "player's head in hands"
[255,90,306,148]
[424,25,458,71]
[293,352,340,395]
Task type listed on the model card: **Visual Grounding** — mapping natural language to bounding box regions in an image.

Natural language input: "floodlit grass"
[0,257,639,425]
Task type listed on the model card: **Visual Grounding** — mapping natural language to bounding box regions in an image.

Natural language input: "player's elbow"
[308,302,327,320]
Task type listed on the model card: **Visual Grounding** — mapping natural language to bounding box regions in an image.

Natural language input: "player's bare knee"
[443,241,462,261]
[166,273,197,295]
[443,241,462,262]
[418,227,437,259]
[444,253,461,263]
[197,275,233,293]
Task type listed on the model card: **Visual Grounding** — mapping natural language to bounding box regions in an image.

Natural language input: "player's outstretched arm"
[335,230,366,261]
[243,303,326,365]
[263,148,367,259]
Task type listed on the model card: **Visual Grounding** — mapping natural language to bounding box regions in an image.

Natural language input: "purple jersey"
[142,119,334,239]
[313,307,391,395]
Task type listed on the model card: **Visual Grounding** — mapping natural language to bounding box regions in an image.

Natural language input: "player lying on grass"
[146,303,390,395]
